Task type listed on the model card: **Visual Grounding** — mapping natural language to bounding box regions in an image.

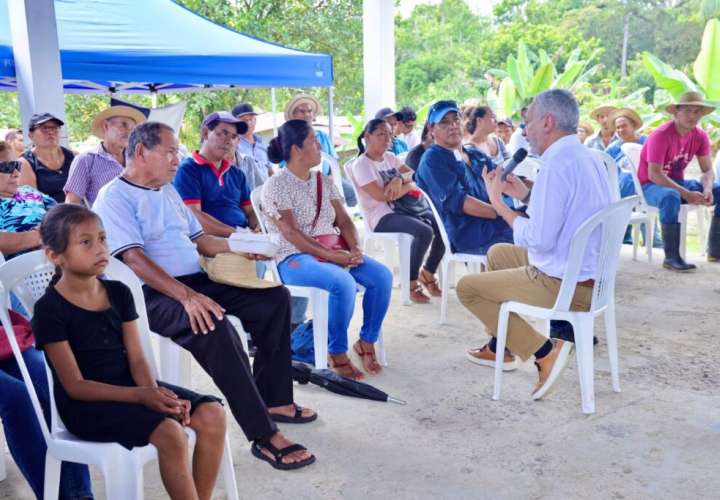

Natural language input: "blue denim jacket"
[416,144,514,254]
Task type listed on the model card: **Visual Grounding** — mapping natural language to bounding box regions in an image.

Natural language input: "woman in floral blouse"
[260,120,393,380]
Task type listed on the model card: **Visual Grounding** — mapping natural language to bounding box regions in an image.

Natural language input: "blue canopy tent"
[0,0,333,92]
[0,0,334,137]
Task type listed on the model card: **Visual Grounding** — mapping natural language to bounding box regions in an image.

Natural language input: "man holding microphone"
[457,89,613,399]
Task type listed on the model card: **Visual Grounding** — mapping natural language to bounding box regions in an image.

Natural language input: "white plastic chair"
[318,152,344,200]
[344,158,413,305]
[250,186,338,368]
[0,251,239,500]
[492,196,639,414]
[622,143,706,259]
[416,188,487,324]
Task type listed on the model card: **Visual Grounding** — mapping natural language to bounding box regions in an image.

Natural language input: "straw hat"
[578,122,594,136]
[590,103,618,122]
[285,94,320,121]
[199,253,280,289]
[666,91,715,115]
[91,105,147,139]
[608,108,643,130]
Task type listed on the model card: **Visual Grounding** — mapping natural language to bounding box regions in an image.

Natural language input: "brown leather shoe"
[532,340,573,400]
[466,344,518,371]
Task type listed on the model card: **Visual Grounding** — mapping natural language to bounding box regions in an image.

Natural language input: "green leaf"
[554,61,583,88]
[516,40,533,88]
[538,49,552,67]
[527,63,555,97]
[693,19,720,100]
[642,52,698,100]
[506,55,527,99]
[486,68,509,79]
[498,77,516,118]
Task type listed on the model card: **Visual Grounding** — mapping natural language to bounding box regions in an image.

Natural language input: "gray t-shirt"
[93,177,204,277]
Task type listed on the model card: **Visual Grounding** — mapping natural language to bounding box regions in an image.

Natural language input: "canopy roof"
[0,0,333,93]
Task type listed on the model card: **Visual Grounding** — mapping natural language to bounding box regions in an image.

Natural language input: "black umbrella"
[291,361,406,405]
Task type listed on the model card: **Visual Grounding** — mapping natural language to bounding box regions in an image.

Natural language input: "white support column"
[363,0,396,122]
[8,0,67,145]
[271,88,277,136]
[327,86,335,148]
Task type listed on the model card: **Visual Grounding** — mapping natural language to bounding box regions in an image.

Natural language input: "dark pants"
[375,213,445,279]
[143,273,293,441]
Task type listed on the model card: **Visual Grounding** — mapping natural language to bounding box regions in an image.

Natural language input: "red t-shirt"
[638,121,710,184]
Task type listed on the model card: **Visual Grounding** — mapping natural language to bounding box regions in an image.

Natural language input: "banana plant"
[487,41,601,118]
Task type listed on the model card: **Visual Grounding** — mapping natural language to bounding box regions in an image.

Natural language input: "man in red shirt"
[637,92,719,271]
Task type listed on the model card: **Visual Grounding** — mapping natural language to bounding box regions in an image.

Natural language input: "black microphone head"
[512,148,528,163]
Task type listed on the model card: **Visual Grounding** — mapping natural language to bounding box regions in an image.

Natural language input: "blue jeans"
[643,180,720,224]
[0,347,92,499]
[341,177,358,208]
[619,171,636,198]
[256,261,308,325]
[278,253,392,354]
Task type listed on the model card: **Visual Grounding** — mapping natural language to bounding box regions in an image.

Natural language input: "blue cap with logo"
[427,100,459,125]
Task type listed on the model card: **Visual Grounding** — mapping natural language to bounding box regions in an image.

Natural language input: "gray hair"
[531,89,579,133]
[126,121,174,162]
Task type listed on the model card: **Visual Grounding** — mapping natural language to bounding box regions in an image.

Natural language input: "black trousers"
[375,212,446,279]
[143,273,293,441]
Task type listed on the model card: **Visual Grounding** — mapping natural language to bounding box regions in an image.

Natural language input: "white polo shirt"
[93,177,204,277]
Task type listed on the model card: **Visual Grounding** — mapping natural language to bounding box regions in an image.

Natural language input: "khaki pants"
[457,244,592,361]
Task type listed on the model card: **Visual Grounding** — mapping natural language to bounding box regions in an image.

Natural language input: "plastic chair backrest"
[0,251,160,437]
[620,143,647,204]
[320,152,344,197]
[249,186,283,282]
[343,158,374,233]
[553,196,638,313]
[589,149,621,202]
[416,187,453,253]
[714,150,720,180]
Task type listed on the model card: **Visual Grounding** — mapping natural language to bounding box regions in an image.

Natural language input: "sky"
[398,0,498,18]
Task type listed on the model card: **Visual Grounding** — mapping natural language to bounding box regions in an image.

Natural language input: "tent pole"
[8,0,68,147]
[328,86,335,152]
[271,88,278,136]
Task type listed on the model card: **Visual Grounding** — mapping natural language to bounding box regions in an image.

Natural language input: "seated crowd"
[1,86,719,498]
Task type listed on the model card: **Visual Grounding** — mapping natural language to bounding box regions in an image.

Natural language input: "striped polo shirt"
[64,143,124,205]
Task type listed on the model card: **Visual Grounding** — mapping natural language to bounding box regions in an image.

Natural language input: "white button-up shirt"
[513,134,612,281]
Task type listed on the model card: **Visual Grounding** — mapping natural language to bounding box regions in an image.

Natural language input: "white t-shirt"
[508,127,531,155]
[351,152,403,230]
[400,131,419,150]
[93,177,205,277]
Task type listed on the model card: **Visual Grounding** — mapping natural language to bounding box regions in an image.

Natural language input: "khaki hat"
[590,103,618,122]
[199,253,280,289]
[285,94,320,121]
[578,121,594,136]
[666,91,715,115]
[91,105,147,139]
[608,108,643,130]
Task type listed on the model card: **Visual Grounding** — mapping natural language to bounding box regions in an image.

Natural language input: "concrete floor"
[2,244,719,500]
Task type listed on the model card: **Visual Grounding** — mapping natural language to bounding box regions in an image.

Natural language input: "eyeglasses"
[33,124,60,134]
[0,161,21,174]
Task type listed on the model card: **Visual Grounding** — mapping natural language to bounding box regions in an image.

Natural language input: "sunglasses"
[0,161,21,174]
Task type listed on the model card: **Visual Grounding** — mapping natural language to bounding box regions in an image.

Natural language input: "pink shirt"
[351,152,403,230]
[638,121,710,184]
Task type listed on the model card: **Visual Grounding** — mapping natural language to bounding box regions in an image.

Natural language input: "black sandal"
[251,437,316,471]
[269,403,318,424]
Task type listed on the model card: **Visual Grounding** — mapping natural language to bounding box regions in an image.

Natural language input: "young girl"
[32,204,227,500]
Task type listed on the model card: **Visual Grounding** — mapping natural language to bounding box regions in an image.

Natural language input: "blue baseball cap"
[201,111,248,135]
[427,100,459,125]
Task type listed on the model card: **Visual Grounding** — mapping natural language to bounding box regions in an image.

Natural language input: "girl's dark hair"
[356,118,389,155]
[267,119,313,163]
[465,105,493,135]
[420,120,431,144]
[40,204,102,286]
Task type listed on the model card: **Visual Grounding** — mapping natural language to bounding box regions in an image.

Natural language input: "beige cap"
[199,253,280,289]
[666,91,715,116]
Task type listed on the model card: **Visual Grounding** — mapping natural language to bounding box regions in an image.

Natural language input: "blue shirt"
[390,137,409,155]
[605,136,646,171]
[416,144,514,254]
[236,134,271,188]
[173,151,252,229]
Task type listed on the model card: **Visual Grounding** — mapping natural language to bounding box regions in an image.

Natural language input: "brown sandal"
[352,340,382,374]
[410,283,431,303]
[328,353,364,380]
[418,269,442,297]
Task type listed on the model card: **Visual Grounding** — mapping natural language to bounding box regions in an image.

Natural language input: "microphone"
[501,148,528,181]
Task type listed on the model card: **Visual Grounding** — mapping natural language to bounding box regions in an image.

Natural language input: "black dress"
[32,279,220,449]
[22,147,74,203]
